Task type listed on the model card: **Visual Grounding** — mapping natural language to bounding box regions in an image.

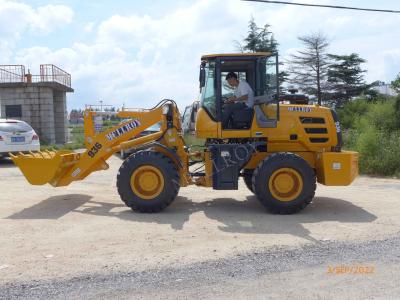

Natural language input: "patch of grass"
[339,95,400,177]
[66,125,85,149]
[40,124,85,151]
[356,128,400,176]
[40,120,123,151]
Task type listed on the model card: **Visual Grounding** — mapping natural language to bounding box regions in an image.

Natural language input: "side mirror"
[199,67,206,89]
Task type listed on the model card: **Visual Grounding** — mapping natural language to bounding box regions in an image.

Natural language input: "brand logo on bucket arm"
[106,119,141,141]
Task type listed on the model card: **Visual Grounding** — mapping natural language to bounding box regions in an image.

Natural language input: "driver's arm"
[228,82,251,103]
[234,94,248,102]
[227,94,248,103]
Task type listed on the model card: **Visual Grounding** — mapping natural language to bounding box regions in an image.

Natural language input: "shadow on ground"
[7,194,93,219]
[0,158,16,169]
[6,193,377,242]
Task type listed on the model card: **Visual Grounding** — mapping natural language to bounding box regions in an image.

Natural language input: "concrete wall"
[53,91,68,144]
[0,85,68,144]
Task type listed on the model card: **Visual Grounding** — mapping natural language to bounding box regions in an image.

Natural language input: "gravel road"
[2,236,400,299]
[1,155,400,299]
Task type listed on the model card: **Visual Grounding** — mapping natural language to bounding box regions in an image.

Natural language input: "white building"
[373,82,397,96]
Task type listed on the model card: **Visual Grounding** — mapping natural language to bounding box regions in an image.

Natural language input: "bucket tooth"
[42,151,51,159]
[44,150,55,157]
[29,151,42,158]
[29,151,39,158]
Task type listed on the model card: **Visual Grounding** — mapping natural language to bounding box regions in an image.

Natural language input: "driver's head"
[226,72,239,87]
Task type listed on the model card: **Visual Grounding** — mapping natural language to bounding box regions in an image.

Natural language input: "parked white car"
[0,119,40,156]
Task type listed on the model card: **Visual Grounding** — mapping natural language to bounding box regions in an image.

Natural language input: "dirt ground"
[1,155,400,295]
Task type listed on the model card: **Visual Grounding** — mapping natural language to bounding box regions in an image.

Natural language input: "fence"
[0,64,71,88]
[0,65,25,83]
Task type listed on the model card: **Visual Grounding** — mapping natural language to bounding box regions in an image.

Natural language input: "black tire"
[117,151,180,213]
[243,169,254,193]
[120,149,127,160]
[252,152,316,214]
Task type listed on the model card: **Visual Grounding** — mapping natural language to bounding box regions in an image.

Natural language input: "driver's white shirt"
[234,80,254,108]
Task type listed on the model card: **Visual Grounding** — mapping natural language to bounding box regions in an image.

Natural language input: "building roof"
[0,82,73,92]
[201,52,273,60]
[0,64,72,92]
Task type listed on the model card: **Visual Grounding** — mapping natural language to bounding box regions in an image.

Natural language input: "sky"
[1,0,399,110]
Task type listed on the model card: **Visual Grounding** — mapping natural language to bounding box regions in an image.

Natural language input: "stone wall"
[0,85,68,144]
[53,91,68,144]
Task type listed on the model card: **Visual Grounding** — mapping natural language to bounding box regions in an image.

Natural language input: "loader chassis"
[11,52,358,214]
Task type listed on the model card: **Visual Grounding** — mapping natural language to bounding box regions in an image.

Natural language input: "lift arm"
[11,102,181,187]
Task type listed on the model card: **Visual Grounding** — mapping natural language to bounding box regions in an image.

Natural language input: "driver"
[222,72,254,128]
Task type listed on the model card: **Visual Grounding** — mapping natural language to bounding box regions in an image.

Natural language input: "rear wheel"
[117,151,180,213]
[252,152,316,214]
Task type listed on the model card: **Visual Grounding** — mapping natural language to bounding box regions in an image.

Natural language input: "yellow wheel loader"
[11,52,358,214]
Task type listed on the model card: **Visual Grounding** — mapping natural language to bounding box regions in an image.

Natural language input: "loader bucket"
[10,150,80,186]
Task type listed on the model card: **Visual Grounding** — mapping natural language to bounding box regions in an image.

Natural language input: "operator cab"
[196,52,279,138]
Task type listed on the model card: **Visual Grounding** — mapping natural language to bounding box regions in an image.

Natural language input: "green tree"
[288,32,330,104]
[327,53,367,105]
[235,17,287,86]
[278,71,289,92]
[391,73,400,94]
[392,74,400,127]
[242,17,278,53]
[235,17,290,87]
[396,96,400,129]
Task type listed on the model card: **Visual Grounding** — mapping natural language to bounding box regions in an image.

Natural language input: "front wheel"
[117,151,180,213]
[252,152,316,214]
[243,169,254,193]
[120,149,127,160]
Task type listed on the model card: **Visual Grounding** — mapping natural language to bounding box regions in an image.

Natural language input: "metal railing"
[0,65,25,83]
[0,64,71,88]
[39,64,71,87]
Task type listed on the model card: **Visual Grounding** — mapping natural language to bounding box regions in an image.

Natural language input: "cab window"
[257,56,278,99]
[256,55,279,122]
[200,62,216,120]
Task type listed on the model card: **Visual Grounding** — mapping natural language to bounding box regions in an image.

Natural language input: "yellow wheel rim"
[268,168,303,202]
[130,165,165,200]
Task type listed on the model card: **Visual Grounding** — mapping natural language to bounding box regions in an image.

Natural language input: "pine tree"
[235,17,284,85]
[243,17,259,52]
[327,53,367,105]
[242,17,278,53]
[288,32,330,104]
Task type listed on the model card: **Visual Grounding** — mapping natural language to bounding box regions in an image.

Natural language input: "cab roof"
[201,52,273,60]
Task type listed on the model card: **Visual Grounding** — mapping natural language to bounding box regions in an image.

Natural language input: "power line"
[242,0,400,14]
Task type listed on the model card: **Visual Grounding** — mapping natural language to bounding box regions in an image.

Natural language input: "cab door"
[251,54,280,135]
[219,57,256,138]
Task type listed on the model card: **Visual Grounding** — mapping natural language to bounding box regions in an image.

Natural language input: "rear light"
[32,134,39,141]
